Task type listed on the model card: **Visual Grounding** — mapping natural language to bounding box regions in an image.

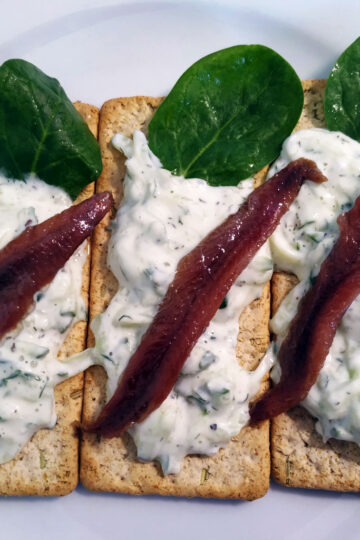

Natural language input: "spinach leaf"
[0,59,102,199]
[324,37,360,141]
[148,45,303,185]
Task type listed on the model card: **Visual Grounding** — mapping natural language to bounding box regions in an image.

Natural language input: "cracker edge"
[0,102,98,497]
[80,96,271,500]
[271,80,360,492]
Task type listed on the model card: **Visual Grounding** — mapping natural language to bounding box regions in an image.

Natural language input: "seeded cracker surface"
[80,96,271,500]
[0,103,98,496]
[271,80,360,492]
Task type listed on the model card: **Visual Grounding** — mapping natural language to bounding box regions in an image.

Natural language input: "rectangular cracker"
[271,80,360,491]
[0,103,98,496]
[80,96,271,500]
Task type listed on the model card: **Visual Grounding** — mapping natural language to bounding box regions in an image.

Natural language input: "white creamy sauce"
[0,176,93,463]
[83,130,273,474]
[269,128,360,444]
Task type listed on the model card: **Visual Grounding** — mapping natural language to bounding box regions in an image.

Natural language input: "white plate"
[0,1,359,538]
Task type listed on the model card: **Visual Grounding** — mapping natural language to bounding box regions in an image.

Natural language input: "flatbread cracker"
[81,96,271,500]
[0,103,98,496]
[271,80,360,492]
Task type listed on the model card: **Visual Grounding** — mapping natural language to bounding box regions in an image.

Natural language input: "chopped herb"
[219,297,228,310]
[39,381,47,398]
[261,257,274,272]
[340,201,352,212]
[200,468,210,484]
[199,351,216,370]
[306,233,320,244]
[119,264,129,281]
[35,347,49,359]
[59,321,72,334]
[60,310,76,318]
[318,373,329,389]
[186,392,209,414]
[285,457,292,485]
[144,267,153,278]
[207,386,229,396]
[238,393,249,404]
[39,450,47,470]
[101,353,115,364]
[22,372,41,382]
[118,314,132,322]
[0,370,21,387]
[349,368,357,380]
[0,370,41,388]
[298,220,315,229]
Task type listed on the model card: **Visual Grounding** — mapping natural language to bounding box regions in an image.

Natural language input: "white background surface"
[0,1,359,538]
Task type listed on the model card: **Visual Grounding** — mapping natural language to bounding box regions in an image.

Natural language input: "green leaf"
[0,59,102,199]
[324,37,360,141]
[148,45,303,186]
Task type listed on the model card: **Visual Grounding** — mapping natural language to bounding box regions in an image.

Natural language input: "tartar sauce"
[269,128,360,444]
[0,176,93,463]
[83,130,273,474]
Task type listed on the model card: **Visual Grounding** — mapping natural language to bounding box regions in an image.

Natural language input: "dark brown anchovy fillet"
[250,195,360,423]
[0,191,113,340]
[85,158,326,437]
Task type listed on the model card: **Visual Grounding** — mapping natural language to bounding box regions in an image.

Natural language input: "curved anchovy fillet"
[251,196,360,423]
[0,191,113,340]
[85,158,326,437]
